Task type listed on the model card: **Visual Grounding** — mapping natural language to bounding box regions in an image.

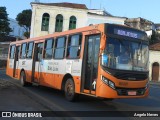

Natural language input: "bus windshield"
[102,37,149,72]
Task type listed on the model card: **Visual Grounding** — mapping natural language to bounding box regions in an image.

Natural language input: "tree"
[16,9,32,38]
[150,31,160,45]
[0,7,12,37]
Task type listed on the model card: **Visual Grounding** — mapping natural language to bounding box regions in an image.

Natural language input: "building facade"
[125,17,155,38]
[30,2,126,38]
[149,43,160,82]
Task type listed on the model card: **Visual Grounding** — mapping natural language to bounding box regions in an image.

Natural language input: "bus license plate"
[128,91,137,96]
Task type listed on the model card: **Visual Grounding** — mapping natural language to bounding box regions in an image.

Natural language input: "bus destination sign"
[114,29,138,38]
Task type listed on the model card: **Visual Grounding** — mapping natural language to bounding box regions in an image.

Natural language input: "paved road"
[0,69,160,120]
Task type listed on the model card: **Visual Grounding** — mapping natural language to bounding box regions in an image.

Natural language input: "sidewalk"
[149,81,160,86]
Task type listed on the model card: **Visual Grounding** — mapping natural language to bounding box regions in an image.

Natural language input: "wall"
[0,42,10,61]
[87,14,125,26]
[149,50,160,82]
[30,4,88,38]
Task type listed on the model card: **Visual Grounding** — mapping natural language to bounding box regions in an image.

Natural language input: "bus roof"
[10,23,147,45]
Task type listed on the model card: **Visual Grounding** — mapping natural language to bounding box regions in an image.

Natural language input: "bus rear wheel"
[20,71,28,86]
[64,78,77,102]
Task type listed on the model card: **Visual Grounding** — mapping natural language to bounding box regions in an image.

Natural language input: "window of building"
[20,43,27,59]
[55,14,63,32]
[10,45,15,59]
[41,13,50,31]
[67,34,82,59]
[44,39,54,59]
[69,16,77,30]
[26,42,34,59]
[54,37,66,59]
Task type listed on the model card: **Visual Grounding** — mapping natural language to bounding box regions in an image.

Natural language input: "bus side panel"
[37,59,82,92]
[54,74,64,89]
[6,59,14,77]
[18,59,33,82]
[39,72,55,88]
[6,59,10,76]
[73,76,81,93]
[25,70,32,83]
[17,69,21,80]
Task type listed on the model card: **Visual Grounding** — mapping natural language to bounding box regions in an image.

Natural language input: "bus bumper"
[96,83,149,99]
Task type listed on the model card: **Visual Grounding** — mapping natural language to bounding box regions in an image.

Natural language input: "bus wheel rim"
[66,82,73,96]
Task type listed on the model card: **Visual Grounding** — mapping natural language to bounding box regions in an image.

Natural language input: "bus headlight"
[101,76,109,84]
[109,81,115,89]
[145,80,149,89]
[101,75,115,90]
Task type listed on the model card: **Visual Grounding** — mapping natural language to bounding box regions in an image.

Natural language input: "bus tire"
[64,78,77,102]
[20,71,28,86]
[103,98,114,101]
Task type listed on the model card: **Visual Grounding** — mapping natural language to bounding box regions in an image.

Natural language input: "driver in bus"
[118,51,131,64]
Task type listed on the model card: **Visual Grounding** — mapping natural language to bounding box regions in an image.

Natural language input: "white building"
[30,2,126,38]
[9,18,26,39]
[149,43,160,82]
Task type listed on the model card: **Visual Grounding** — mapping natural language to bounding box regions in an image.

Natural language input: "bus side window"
[54,37,66,59]
[44,38,54,59]
[15,46,20,61]
[20,43,27,59]
[10,45,15,59]
[26,42,34,59]
[67,34,82,59]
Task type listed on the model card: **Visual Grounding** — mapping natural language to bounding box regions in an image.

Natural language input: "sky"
[0,0,160,23]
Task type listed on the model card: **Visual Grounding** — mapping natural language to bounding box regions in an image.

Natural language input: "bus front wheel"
[20,71,28,86]
[64,78,77,102]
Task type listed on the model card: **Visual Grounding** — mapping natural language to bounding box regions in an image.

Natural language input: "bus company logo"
[119,82,128,86]
[2,112,11,117]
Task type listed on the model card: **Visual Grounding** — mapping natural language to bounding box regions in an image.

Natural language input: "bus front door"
[82,35,100,94]
[13,46,20,78]
[32,42,44,84]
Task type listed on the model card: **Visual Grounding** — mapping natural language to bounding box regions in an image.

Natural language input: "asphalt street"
[0,69,160,120]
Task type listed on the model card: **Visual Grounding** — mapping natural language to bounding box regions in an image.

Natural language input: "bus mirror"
[100,34,106,50]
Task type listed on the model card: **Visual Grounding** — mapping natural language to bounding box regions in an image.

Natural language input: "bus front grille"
[114,73,148,81]
[116,87,145,96]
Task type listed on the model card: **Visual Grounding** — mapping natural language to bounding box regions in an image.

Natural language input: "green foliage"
[150,31,160,45]
[16,9,32,33]
[23,31,30,39]
[0,7,12,37]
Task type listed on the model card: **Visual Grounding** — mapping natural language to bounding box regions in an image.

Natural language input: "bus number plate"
[128,91,137,96]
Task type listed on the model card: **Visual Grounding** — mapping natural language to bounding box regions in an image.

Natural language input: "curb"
[149,81,160,86]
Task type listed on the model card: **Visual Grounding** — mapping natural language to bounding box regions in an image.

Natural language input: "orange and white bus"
[6,23,149,101]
